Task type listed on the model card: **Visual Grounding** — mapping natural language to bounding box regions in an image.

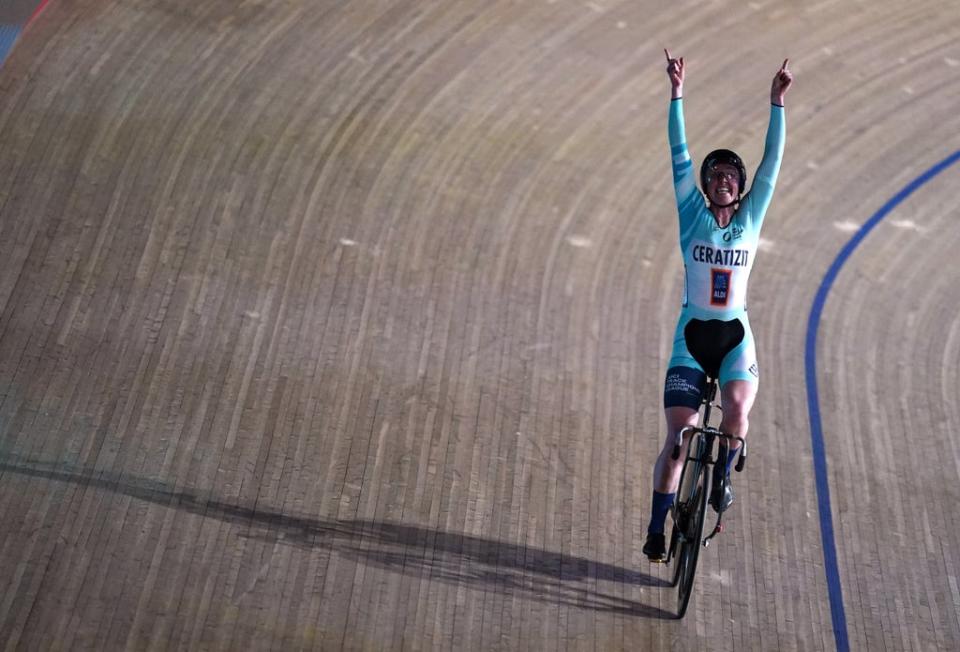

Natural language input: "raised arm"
[665,49,702,218]
[746,60,793,223]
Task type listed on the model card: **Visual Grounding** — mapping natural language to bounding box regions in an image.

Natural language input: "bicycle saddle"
[683,318,745,379]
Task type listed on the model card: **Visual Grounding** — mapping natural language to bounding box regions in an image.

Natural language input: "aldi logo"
[710,268,732,306]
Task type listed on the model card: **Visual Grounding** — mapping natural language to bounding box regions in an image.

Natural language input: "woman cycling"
[643,51,793,562]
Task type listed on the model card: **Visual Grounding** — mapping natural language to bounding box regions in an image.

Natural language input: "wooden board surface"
[1,1,959,649]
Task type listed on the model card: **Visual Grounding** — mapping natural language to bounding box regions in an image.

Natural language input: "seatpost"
[702,378,718,426]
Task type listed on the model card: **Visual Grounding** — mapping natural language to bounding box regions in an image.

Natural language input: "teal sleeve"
[668,98,704,231]
[743,105,785,227]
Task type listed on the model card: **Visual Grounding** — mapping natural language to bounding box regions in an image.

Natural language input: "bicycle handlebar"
[669,426,747,469]
[671,426,695,460]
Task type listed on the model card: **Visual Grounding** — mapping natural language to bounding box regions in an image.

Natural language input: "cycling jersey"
[669,98,785,319]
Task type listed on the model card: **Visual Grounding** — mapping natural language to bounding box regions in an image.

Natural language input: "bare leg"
[708,380,757,511]
[719,380,757,453]
[653,406,700,493]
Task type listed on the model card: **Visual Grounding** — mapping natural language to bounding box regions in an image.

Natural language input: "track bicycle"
[667,375,747,619]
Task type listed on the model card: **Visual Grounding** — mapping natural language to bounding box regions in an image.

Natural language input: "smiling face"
[705,163,741,206]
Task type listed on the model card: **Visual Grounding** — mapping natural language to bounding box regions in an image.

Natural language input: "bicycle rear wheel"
[669,525,681,587]
[675,467,709,618]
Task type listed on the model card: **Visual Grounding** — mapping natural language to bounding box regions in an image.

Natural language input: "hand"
[664,48,684,98]
[771,59,793,105]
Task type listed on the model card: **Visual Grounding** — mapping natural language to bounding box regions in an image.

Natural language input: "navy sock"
[725,446,740,476]
[647,490,676,535]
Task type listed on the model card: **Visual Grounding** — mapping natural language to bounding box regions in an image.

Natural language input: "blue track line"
[804,149,960,652]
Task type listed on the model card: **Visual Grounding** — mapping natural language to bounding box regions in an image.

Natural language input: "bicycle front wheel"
[675,466,709,618]
[670,434,702,588]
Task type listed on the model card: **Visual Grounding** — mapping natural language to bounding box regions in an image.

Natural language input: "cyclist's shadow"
[245,518,675,618]
[0,454,674,619]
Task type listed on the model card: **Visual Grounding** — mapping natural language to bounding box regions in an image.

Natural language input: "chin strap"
[709,194,742,209]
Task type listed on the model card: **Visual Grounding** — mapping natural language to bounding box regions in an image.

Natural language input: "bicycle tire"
[675,467,709,618]
[670,433,701,588]
[669,478,693,589]
[671,483,694,593]
[669,525,681,587]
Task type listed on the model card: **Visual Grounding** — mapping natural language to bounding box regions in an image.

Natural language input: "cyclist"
[643,50,793,562]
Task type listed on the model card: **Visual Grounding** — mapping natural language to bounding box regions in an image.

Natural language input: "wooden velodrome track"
[0,0,958,649]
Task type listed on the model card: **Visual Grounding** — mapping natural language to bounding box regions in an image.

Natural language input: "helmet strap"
[712,200,738,209]
[709,195,741,209]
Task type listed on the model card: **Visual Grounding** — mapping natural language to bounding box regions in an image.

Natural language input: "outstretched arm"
[665,49,702,219]
[747,60,793,222]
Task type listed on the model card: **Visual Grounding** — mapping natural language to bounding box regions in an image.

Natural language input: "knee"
[658,440,683,467]
[722,403,750,435]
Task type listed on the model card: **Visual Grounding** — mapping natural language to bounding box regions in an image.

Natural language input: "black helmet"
[700,149,747,194]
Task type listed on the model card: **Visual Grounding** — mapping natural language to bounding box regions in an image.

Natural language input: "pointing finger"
[781,58,789,72]
[665,48,672,62]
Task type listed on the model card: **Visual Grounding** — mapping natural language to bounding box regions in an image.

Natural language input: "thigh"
[665,405,700,432]
[718,317,759,387]
[661,406,700,452]
[663,365,707,410]
[667,315,704,377]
